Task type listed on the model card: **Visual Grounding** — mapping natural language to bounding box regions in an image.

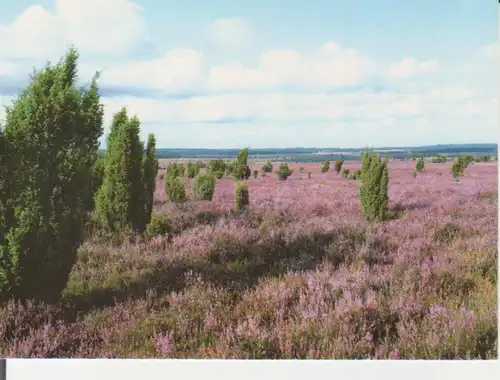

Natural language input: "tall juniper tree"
[233,147,251,180]
[95,109,146,234]
[0,48,104,301]
[143,133,158,226]
[359,150,389,222]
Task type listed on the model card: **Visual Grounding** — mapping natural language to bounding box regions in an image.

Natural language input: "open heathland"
[0,160,497,359]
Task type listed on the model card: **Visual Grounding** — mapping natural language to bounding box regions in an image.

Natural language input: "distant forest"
[98,144,498,162]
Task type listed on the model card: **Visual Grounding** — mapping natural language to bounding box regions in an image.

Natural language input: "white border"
[5,359,500,380]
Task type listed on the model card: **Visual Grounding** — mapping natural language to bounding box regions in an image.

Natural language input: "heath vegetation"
[0,49,497,360]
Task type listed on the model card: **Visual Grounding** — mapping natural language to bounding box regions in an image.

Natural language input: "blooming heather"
[0,161,496,359]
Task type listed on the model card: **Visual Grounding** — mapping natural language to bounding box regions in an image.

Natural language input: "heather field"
[0,161,497,359]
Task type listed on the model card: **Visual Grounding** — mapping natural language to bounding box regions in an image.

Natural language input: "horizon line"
[99,142,498,151]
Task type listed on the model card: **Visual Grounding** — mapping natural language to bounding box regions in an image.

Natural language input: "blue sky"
[0,0,497,148]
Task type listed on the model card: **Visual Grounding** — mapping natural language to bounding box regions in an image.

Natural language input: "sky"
[0,0,498,149]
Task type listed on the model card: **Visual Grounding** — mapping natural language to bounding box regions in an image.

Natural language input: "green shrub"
[226,162,234,176]
[187,163,199,178]
[452,161,460,181]
[179,164,186,176]
[464,155,474,167]
[359,150,389,222]
[476,155,490,162]
[412,169,417,178]
[166,163,185,178]
[233,164,251,180]
[350,170,361,180]
[165,176,187,203]
[432,156,447,163]
[342,168,350,178]
[253,170,258,179]
[451,162,462,181]
[193,173,216,201]
[452,156,468,181]
[416,157,425,172]
[235,182,249,210]
[335,159,344,174]
[208,159,226,178]
[146,212,168,237]
[262,161,273,173]
[321,161,330,173]
[232,148,251,180]
[277,163,293,180]
[237,148,249,165]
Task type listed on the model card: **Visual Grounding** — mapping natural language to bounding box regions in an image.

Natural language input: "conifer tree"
[95,109,145,233]
[262,161,273,173]
[235,182,249,210]
[334,159,344,174]
[233,148,251,180]
[193,173,216,201]
[276,163,293,180]
[321,161,330,173]
[0,48,104,301]
[143,133,158,227]
[86,155,106,211]
[187,162,199,178]
[359,150,389,222]
[416,157,425,172]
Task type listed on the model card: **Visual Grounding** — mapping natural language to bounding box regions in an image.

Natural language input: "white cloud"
[207,17,254,47]
[98,89,497,148]
[55,0,149,56]
[384,57,440,80]
[0,5,61,60]
[0,0,149,60]
[83,40,375,94]
[101,48,205,92]
[97,84,496,142]
[208,41,375,91]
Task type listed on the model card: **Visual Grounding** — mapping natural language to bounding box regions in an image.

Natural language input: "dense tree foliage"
[416,157,425,172]
[235,182,249,210]
[95,109,146,234]
[359,151,389,222]
[232,148,251,180]
[0,48,104,301]
[334,159,344,174]
[143,133,158,226]
[321,161,330,173]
